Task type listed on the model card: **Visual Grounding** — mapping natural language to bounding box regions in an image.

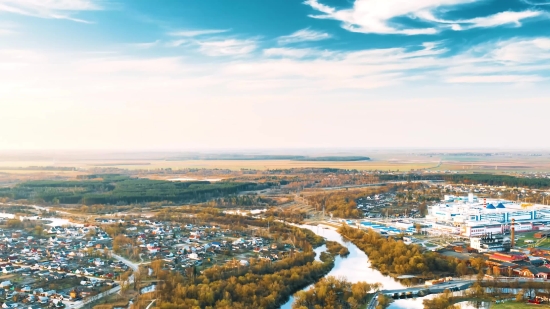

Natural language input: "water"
[0,212,82,227]
[281,224,407,309]
[140,284,157,294]
[390,296,490,309]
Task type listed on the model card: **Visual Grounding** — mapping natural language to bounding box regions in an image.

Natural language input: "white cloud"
[169,29,229,37]
[490,38,550,63]
[304,0,472,35]
[0,0,103,22]
[3,36,550,150]
[0,28,13,35]
[304,0,541,35]
[129,40,160,49]
[418,10,542,30]
[76,56,190,74]
[197,39,257,56]
[440,38,550,83]
[446,75,545,83]
[277,28,332,44]
[263,47,332,58]
[166,39,189,48]
[460,11,541,28]
[521,0,550,5]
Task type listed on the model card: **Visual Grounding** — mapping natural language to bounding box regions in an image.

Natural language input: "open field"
[492,302,550,308]
[0,159,437,171]
[1,151,550,173]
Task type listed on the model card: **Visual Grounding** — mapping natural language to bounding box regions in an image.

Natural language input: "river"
[281,224,485,309]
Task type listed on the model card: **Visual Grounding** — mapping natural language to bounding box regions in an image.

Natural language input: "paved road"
[112,253,139,271]
[67,253,139,308]
[382,280,473,296]
[146,299,157,309]
[367,292,379,309]
[70,285,122,308]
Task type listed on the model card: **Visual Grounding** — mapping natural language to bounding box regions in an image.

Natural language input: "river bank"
[281,224,407,308]
[281,224,489,309]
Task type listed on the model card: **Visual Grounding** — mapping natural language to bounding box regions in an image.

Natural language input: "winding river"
[281,224,484,309]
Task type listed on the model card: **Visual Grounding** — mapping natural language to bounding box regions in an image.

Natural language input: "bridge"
[380,280,474,299]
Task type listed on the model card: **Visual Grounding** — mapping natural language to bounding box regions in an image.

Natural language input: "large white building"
[470,234,509,253]
[426,194,550,236]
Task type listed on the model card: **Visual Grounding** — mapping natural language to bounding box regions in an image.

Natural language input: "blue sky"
[1,0,550,150]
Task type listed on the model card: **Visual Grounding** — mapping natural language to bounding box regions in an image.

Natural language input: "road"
[70,285,122,309]
[367,292,379,309]
[67,253,139,308]
[111,253,140,271]
[146,299,157,309]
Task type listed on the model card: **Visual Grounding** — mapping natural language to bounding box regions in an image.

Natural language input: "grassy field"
[0,159,437,171]
[1,152,550,172]
[513,231,550,248]
[492,302,550,308]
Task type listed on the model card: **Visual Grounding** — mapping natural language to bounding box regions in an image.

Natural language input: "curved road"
[69,253,140,308]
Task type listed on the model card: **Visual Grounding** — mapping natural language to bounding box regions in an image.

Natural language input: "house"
[40,290,56,297]
[0,281,11,288]
[489,252,528,263]
[21,286,31,293]
[2,302,17,308]
[517,266,543,278]
[188,253,200,260]
[239,260,249,266]
[1,266,14,274]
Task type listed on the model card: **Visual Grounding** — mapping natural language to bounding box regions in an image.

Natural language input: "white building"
[426,194,545,236]
[470,234,509,253]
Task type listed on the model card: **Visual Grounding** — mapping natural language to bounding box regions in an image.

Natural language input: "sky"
[1,0,550,151]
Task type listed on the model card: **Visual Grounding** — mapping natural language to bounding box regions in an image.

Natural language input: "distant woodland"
[293,277,380,309]
[167,155,370,161]
[381,173,550,189]
[0,174,267,205]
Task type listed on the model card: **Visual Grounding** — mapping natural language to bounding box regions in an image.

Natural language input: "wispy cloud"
[264,47,324,58]
[304,0,542,35]
[0,28,13,35]
[165,39,189,48]
[304,0,464,35]
[0,21,15,35]
[129,40,160,49]
[490,38,550,63]
[197,39,257,56]
[521,0,550,5]
[277,28,332,44]
[419,10,543,30]
[169,29,229,37]
[445,75,545,83]
[0,0,103,23]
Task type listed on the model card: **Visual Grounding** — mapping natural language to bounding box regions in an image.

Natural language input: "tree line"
[380,173,550,189]
[0,176,268,205]
[293,276,380,309]
[338,225,458,278]
[150,242,343,308]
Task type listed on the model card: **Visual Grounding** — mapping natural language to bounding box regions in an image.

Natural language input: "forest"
[165,154,370,161]
[150,244,342,308]
[0,175,267,205]
[338,225,458,277]
[293,276,380,309]
[154,207,326,248]
[304,187,393,218]
[380,173,550,189]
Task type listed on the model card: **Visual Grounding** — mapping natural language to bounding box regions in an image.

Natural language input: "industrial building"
[426,194,550,236]
[470,233,510,253]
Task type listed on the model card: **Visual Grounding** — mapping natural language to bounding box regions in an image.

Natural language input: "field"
[1,151,550,174]
[492,302,550,308]
[0,159,437,172]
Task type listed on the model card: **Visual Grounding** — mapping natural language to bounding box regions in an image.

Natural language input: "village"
[0,210,298,309]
